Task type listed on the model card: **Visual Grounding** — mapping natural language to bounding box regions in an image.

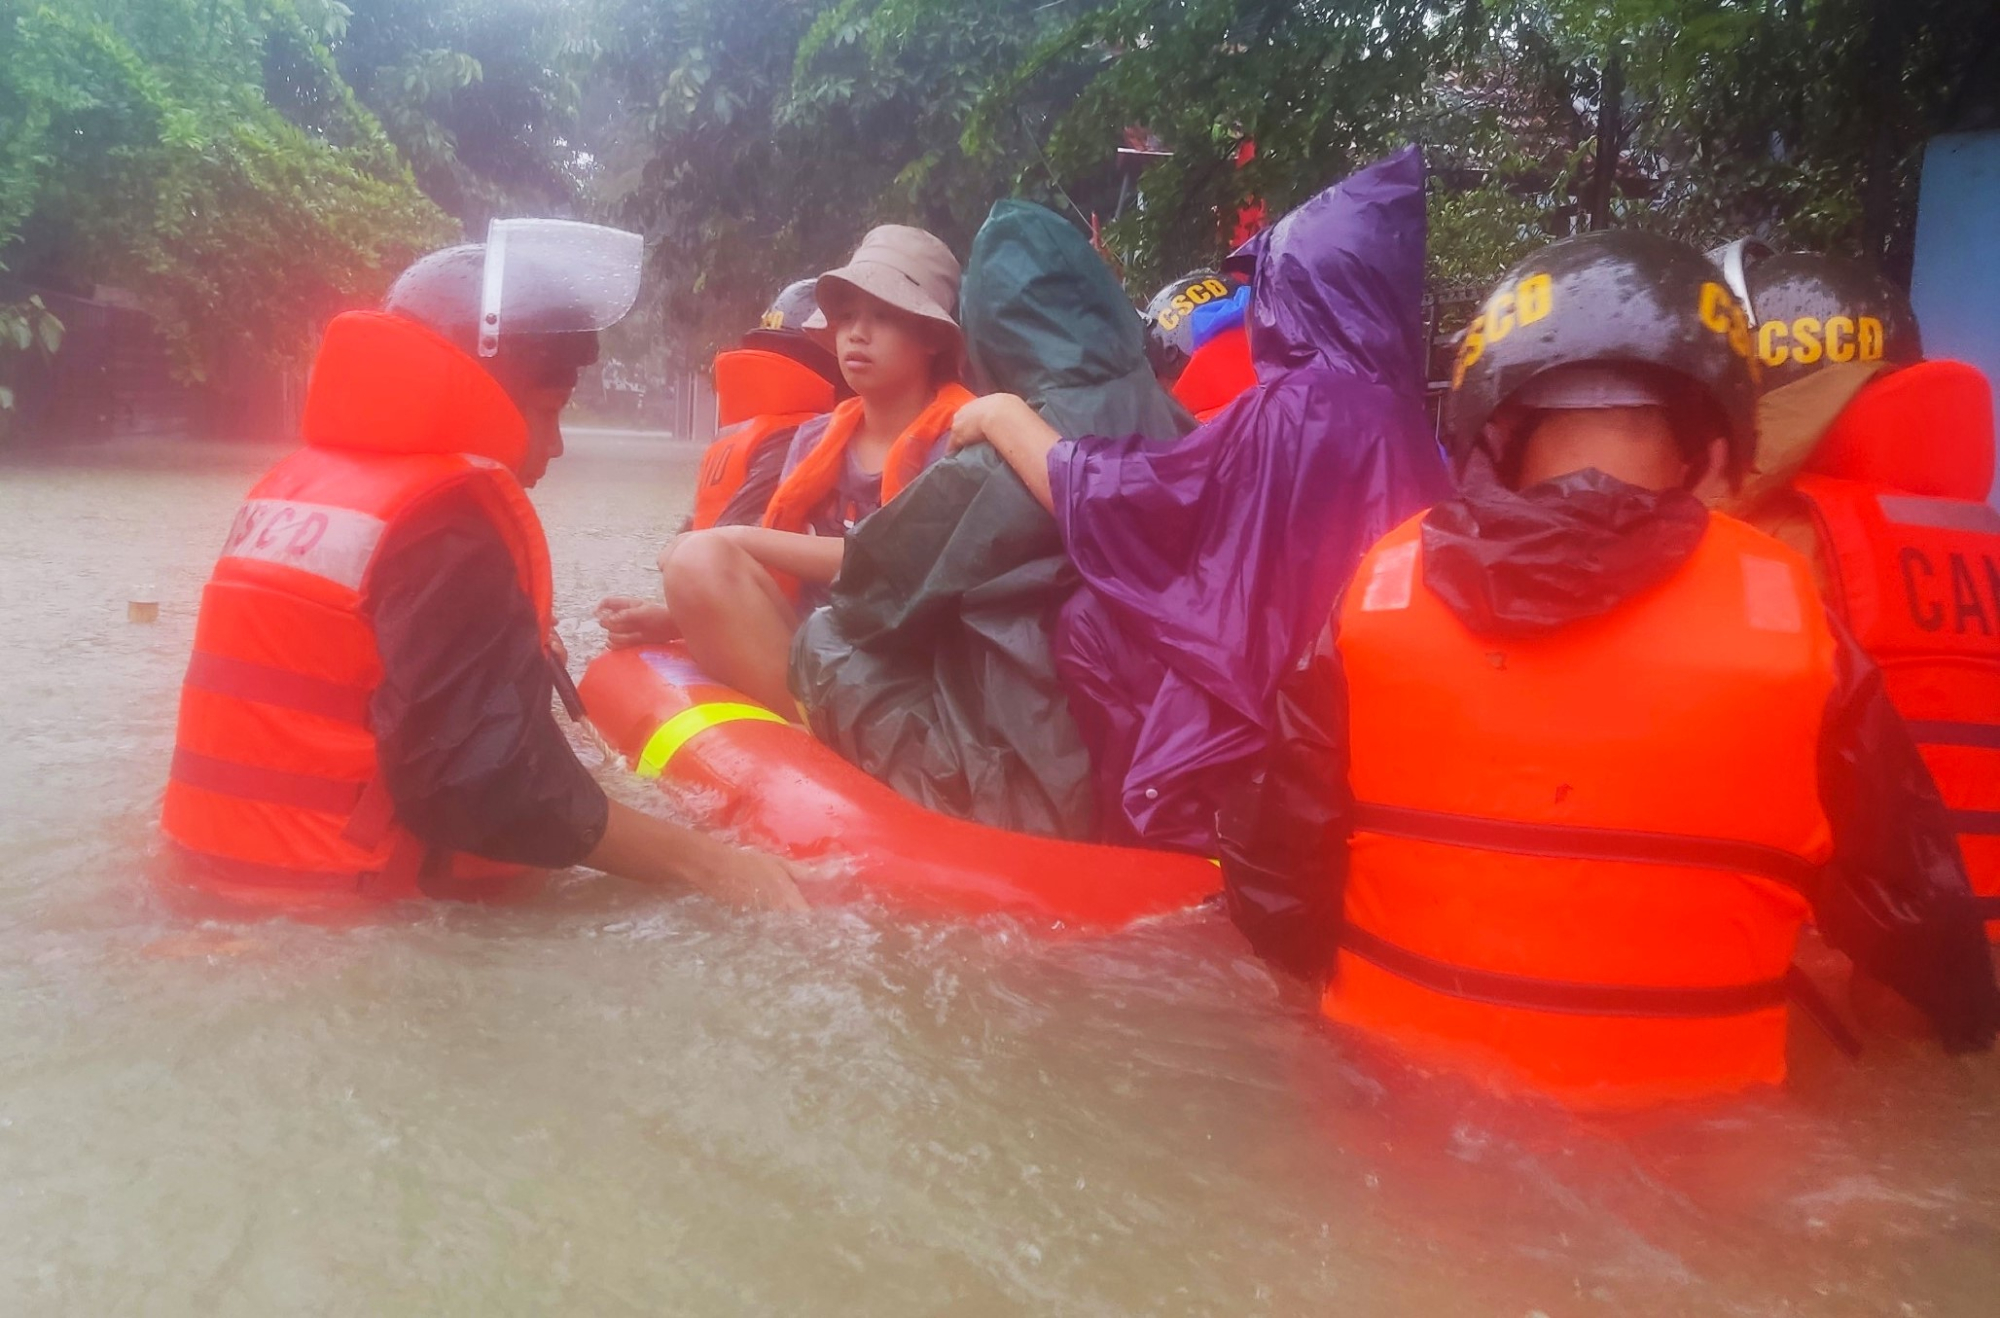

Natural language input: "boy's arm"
[946,394,1059,511]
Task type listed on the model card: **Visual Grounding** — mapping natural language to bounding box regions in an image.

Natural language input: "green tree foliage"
[601,0,1996,359]
[593,0,1081,356]
[0,0,454,395]
[7,0,1992,408]
[1588,0,2000,272]
[1413,0,2000,282]
[600,0,1508,352]
[971,0,1462,292]
[324,0,596,230]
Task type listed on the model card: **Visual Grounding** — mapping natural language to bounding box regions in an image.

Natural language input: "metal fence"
[670,368,716,445]
[4,290,191,441]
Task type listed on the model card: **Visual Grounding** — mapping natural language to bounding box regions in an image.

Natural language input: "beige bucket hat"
[804,225,962,354]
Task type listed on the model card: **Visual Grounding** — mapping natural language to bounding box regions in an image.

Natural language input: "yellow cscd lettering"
[1699,282,1754,359]
[1453,272,1554,389]
[1516,274,1552,328]
[1759,319,1790,366]
[1858,315,1884,361]
[1699,281,1732,335]
[1790,316,1822,365]
[1453,315,1487,388]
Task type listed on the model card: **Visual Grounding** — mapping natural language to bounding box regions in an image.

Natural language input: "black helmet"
[757,279,820,334]
[385,219,642,378]
[739,277,841,386]
[1446,230,1760,475]
[1143,270,1234,380]
[1738,251,1922,393]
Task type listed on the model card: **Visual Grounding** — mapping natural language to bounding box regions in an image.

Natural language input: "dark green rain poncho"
[789,200,1192,840]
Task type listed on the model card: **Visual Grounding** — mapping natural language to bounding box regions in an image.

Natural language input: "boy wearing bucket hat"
[601,225,974,711]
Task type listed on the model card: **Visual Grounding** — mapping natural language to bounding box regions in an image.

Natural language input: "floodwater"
[2,429,1998,1317]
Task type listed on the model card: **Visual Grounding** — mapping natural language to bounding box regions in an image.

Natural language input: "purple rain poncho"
[1049,146,1451,852]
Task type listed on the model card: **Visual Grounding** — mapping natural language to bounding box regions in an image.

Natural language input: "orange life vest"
[692,347,838,530]
[1329,511,1837,1109]
[760,382,976,535]
[1788,360,2000,933]
[1171,325,1256,422]
[160,311,555,913]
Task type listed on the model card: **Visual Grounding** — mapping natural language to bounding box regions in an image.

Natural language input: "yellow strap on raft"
[635,702,789,779]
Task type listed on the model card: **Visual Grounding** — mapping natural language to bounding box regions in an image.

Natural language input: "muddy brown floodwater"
[1,429,1997,1315]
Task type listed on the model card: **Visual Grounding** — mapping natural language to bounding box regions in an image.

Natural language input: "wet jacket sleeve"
[1811,617,2000,1052]
[713,426,797,528]
[365,491,609,869]
[1217,622,1353,983]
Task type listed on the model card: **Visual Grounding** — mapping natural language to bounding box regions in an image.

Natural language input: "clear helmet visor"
[1705,237,1775,327]
[478,219,644,357]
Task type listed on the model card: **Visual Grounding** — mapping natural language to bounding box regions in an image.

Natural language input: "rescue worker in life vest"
[1218,231,2000,1109]
[686,279,848,532]
[1710,245,2000,940]
[160,220,806,913]
[1143,269,1257,424]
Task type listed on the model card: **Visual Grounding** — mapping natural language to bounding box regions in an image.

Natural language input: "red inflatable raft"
[579,645,1221,929]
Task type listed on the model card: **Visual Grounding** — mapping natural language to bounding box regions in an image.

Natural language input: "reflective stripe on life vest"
[636,702,789,778]
[220,499,386,590]
[1875,494,2000,535]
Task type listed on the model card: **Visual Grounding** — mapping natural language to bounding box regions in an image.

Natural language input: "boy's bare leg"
[662,532,802,712]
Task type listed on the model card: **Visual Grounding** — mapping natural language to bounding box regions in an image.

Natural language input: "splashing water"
[1,431,1995,1316]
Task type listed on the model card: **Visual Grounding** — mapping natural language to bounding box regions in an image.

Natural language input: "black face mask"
[1418,445,1711,636]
